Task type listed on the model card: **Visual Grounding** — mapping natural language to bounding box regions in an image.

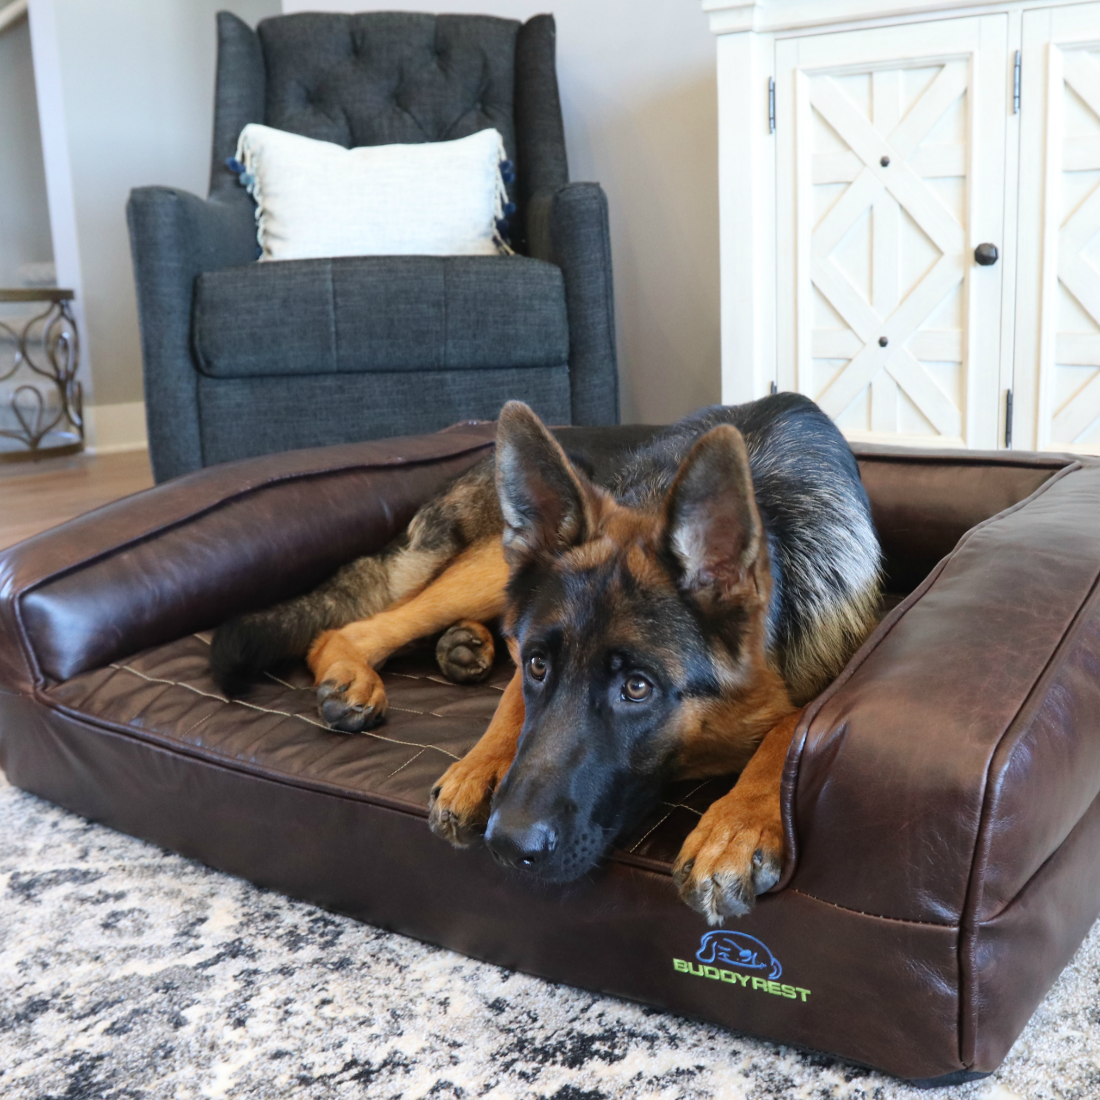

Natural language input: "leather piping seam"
[785,888,956,927]
[35,687,746,879]
[37,663,718,878]
[972,781,1100,930]
[10,437,496,688]
[964,562,1100,926]
[956,556,1100,1067]
[779,459,1085,887]
[851,449,1079,469]
[36,691,455,821]
[32,682,1028,917]
[33,687,744,881]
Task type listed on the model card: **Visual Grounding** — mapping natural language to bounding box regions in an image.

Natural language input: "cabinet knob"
[974,243,999,266]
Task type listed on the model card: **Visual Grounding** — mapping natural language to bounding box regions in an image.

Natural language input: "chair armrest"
[527,183,619,426]
[0,426,497,695]
[781,458,1100,927]
[126,187,257,483]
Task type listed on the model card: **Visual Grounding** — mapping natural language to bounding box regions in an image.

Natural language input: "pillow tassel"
[493,134,515,256]
[234,131,268,261]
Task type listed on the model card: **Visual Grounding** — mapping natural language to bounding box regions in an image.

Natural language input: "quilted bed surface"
[46,635,730,871]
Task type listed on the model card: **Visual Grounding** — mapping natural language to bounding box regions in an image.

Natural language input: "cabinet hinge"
[1013,50,1021,114]
[768,77,776,134]
[1005,388,1014,449]
[770,380,778,395]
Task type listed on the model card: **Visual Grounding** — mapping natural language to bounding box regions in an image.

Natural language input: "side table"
[0,288,82,462]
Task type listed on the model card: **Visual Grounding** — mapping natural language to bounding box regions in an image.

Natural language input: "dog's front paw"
[428,754,503,847]
[313,665,387,733]
[673,792,784,926]
[309,630,388,733]
[316,677,386,733]
[436,620,495,684]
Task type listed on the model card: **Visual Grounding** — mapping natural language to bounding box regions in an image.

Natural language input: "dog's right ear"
[496,402,592,566]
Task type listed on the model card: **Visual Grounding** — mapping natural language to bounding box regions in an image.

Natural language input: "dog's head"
[484,403,792,882]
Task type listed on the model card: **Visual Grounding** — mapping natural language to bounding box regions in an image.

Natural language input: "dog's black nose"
[484,813,557,870]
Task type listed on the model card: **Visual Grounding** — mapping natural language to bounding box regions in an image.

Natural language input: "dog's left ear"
[663,425,763,603]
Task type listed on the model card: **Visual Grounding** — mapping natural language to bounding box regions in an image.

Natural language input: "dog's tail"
[209,594,344,697]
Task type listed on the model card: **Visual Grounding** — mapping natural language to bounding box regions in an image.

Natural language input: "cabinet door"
[1016,3,1100,454]
[776,16,1009,449]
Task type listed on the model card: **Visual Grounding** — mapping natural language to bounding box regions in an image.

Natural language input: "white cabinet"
[1016,1,1100,451]
[706,0,1100,453]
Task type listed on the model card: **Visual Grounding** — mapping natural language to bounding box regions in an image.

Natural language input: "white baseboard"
[84,401,147,455]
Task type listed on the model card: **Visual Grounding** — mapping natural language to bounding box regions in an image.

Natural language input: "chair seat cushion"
[193,254,568,378]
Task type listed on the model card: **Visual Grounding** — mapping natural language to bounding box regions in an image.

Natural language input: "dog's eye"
[527,654,548,682]
[622,674,653,702]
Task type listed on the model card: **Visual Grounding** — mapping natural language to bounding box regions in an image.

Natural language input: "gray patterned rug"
[1,768,1097,1100]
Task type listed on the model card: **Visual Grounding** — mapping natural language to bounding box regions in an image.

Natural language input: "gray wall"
[285,0,722,425]
[39,0,280,407]
[0,3,52,287]
[33,0,719,422]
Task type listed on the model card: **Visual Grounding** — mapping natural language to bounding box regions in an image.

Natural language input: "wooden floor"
[0,449,154,550]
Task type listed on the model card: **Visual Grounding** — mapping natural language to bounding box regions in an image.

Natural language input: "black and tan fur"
[211,394,882,924]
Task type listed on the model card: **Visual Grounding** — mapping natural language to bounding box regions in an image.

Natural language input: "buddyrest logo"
[673,931,811,1002]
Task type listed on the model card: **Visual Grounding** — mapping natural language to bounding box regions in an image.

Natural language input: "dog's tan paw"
[428,754,505,847]
[673,793,784,926]
[436,620,495,684]
[309,630,388,733]
[313,660,387,734]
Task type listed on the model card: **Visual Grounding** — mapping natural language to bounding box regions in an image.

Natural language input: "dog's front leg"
[674,709,802,925]
[429,669,524,847]
[308,538,508,732]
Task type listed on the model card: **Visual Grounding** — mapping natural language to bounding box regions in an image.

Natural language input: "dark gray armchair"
[128,11,619,483]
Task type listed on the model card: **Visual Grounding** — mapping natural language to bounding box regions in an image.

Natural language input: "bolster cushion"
[0,425,498,691]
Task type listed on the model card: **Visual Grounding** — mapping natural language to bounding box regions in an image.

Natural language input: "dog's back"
[606,394,881,704]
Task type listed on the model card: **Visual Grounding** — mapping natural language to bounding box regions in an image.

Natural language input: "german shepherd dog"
[211,394,882,924]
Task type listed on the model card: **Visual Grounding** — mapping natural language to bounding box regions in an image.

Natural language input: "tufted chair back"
[208,11,569,254]
[261,14,517,157]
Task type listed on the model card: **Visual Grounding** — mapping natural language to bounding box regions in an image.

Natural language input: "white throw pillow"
[233,124,514,262]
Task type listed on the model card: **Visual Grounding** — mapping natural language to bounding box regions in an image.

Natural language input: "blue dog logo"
[695,930,782,981]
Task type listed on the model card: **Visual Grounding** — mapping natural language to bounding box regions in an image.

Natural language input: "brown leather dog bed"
[2,422,1098,1085]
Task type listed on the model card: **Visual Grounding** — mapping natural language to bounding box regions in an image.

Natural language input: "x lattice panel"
[1038,39,1100,452]
[776,17,1007,449]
